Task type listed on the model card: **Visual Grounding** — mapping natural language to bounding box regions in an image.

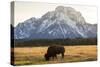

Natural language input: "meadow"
[11,45,97,65]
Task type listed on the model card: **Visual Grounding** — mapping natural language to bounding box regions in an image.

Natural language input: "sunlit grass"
[11,45,97,65]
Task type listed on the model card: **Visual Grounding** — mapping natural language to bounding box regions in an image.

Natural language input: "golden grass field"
[11,45,97,65]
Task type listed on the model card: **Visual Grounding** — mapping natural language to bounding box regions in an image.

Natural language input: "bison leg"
[61,53,64,58]
[52,56,55,60]
[54,54,57,59]
[52,55,57,60]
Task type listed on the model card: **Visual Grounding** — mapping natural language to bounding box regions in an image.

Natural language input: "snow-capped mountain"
[14,6,97,39]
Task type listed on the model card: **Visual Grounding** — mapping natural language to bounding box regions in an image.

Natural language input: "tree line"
[13,38,97,47]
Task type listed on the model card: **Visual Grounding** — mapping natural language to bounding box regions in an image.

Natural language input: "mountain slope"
[14,6,97,39]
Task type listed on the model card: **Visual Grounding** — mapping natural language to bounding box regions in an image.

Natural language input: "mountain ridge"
[14,6,97,39]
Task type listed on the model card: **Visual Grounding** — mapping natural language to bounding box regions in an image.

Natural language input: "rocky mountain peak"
[55,6,86,24]
[55,6,75,13]
[14,6,97,39]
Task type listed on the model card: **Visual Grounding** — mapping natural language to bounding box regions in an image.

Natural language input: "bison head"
[44,53,50,61]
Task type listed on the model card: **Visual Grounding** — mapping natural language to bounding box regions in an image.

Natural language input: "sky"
[14,1,97,26]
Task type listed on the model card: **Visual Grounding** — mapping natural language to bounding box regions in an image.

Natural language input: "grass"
[11,45,97,65]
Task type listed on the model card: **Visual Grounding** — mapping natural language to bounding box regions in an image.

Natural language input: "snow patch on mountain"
[14,6,97,39]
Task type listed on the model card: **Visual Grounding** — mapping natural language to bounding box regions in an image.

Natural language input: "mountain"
[14,6,97,39]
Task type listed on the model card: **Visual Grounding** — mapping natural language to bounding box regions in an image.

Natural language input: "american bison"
[44,45,65,61]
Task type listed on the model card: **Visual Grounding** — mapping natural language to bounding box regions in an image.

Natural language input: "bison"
[44,45,65,61]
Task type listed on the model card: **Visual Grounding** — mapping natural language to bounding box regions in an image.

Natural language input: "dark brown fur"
[44,45,65,61]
